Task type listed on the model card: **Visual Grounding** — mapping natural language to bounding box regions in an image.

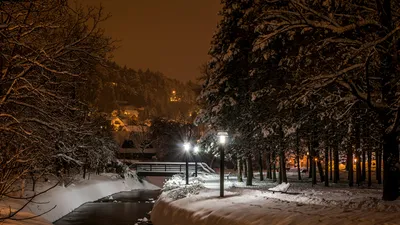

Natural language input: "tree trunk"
[259,151,264,181]
[278,159,283,184]
[312,157,317,185]
[362,148,366,182]
[237,158,243,182]
[356,151,361,186]
[296,131,301,180]
[280,150,287,183]
[329,147,333,181]
[325,147,329,187]
[375,0,398,200]
[272,152,277,182]
[83,163,87,180]
[243,159,247,178]
[382,132,399,201]
[348,143,353,187]
[306,153,309,176]
[317,159,324,182]
[333,142,339,183]
[279,125,287,183]
[355,122,361,186]
[309,141,312,179]
[266,152,272,179]
[368,147,372,187]
[246,155,253,186]
[30,173,36,192]
[310,138,317,185]
[376,147,382,184]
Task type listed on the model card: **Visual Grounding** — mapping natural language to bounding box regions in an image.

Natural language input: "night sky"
[81,0,221,82]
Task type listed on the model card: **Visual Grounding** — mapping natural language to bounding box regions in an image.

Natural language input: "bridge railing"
[132,162,215,175]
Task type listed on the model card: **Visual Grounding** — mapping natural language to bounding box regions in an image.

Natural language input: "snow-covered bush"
[163,174,205,200]
[123,167,143,183]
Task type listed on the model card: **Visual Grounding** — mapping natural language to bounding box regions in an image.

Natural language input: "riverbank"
[1,172,160,224]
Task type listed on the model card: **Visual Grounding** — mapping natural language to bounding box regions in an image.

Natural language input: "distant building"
[110,117,125,131]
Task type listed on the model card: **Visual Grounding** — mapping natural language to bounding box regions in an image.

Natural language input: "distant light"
[183,142,190,151]
[354,158,357,163]
[194,146,199,153]
[307,152,309,156]
[314,157,318,161]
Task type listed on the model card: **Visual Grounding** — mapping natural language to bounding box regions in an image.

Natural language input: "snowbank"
[2,172,159,223]
[268,182,290,192]
[151,188,400,225]
[151,176,400,225]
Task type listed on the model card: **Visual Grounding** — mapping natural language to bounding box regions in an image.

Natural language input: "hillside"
[85,62,200,120]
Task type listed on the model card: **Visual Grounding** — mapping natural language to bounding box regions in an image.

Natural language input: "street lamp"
[217,131,228,197]
[193,145,199,177]
[183,142,190,185]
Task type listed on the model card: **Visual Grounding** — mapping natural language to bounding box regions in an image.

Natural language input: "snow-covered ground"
[1,171,160,224]
[151,172,400,225]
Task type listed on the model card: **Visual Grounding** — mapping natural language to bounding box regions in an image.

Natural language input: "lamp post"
[217,131,228,197]
[183,142,190,185]
[193,145,199,177]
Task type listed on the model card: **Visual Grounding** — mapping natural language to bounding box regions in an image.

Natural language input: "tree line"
[197,0,400,201]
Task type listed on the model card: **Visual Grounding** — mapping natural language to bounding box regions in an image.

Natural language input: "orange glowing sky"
[81,0,221,82]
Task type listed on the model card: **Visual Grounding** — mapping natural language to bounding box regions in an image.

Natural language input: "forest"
[196,0,400,201]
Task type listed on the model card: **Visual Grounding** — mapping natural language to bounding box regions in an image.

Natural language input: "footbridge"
[131,162,215,176]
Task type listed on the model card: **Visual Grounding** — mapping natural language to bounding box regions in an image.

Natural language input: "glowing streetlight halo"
[217,131,228,145]
[193,145,199,153]
[183,142,191,151]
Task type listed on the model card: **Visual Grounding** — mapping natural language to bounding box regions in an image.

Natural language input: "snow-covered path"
[152,189,400,225]
[151,174,400,225]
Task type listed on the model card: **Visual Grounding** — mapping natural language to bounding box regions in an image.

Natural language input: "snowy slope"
[1,172,159,223]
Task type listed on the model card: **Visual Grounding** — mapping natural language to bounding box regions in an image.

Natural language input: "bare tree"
[0,0,116,220]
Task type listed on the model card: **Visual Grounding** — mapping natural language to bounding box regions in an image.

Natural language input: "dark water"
[54,190,160,225]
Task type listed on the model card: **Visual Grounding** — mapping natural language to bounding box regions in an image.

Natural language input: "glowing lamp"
[183,142,190,151]
[217,131,228,145]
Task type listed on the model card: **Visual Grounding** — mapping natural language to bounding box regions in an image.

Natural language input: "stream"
[54,190,160,225]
